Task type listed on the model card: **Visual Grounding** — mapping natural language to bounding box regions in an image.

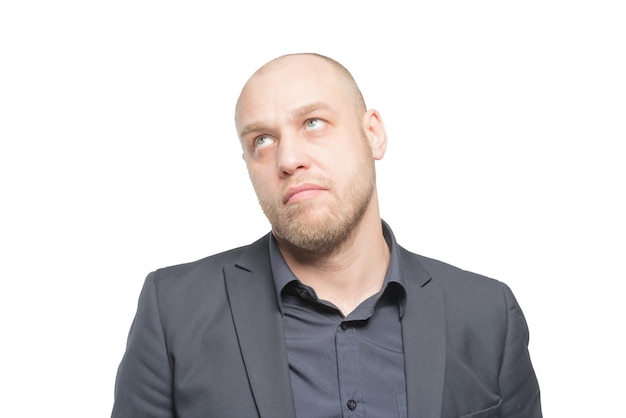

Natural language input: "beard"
[257,140,376,256]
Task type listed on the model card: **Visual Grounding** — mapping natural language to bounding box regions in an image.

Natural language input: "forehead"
[235,57,354,126]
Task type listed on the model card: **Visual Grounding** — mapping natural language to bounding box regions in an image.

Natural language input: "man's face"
[235,56,380,254]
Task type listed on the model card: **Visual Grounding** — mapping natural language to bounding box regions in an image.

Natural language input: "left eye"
[305,118,324,130]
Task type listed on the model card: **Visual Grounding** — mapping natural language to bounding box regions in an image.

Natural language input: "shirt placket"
[336,321,365,418]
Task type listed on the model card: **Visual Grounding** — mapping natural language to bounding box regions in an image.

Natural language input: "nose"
[276,134,310,177]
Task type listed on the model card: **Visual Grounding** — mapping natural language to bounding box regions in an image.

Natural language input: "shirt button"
[340,322,348,330]
[347,400,357,410]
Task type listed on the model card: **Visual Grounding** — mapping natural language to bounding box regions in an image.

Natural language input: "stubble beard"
[258,157,376,257]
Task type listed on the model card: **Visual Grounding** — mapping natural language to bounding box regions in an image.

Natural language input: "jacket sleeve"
[111,272,175,418]
[498,283,542,417]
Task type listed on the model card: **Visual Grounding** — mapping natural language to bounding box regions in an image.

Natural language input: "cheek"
[248,168,277,197]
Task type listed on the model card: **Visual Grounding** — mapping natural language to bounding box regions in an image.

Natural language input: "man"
[112,53,542,417]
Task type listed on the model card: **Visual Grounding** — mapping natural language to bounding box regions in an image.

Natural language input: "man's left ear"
[362,109,388,160]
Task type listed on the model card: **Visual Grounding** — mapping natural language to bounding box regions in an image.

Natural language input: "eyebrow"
[238,101,335,139]
[238,123,268,140]
[291,101,334,118]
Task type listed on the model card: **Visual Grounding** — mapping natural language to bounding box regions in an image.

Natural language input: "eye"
[304,118,325,130]
[254,135,274,149]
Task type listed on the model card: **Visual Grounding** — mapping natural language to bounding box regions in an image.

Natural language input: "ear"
[362,109,388,160]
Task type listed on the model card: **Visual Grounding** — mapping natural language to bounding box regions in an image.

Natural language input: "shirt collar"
[269,220,407,317]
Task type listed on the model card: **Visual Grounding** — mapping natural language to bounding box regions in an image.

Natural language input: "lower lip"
[286,189,325,204]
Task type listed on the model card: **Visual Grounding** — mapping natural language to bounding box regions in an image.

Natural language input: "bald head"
[235,53,367,128]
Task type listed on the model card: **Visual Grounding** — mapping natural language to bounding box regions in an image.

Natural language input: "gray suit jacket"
[112,234,541,417]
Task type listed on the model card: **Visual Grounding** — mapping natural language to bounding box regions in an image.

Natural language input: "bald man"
[112,53,542,418]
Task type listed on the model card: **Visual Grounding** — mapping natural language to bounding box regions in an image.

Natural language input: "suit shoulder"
[402,248,516,336]
[151,234,269,288]
[401,247,508,298]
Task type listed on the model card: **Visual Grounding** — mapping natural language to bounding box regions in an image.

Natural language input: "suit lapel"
[223,236,447,417]
[400,249,446,418]
[224,236,297,418]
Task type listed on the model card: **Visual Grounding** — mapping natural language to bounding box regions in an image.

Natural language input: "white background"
[1,1,624,416]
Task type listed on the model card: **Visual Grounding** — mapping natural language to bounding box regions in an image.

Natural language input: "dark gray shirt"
[269,223,407,418]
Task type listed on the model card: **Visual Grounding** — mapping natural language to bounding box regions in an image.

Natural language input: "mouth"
[282,182,327,204]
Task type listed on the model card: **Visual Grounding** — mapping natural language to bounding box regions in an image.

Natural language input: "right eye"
[254,135,275,149]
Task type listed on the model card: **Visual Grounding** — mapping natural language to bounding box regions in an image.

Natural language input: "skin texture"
[235,53,389,314]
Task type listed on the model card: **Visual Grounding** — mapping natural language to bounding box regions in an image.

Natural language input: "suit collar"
[224,234,297,418]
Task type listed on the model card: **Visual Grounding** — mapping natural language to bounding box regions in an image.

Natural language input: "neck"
[276,208,390,316]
